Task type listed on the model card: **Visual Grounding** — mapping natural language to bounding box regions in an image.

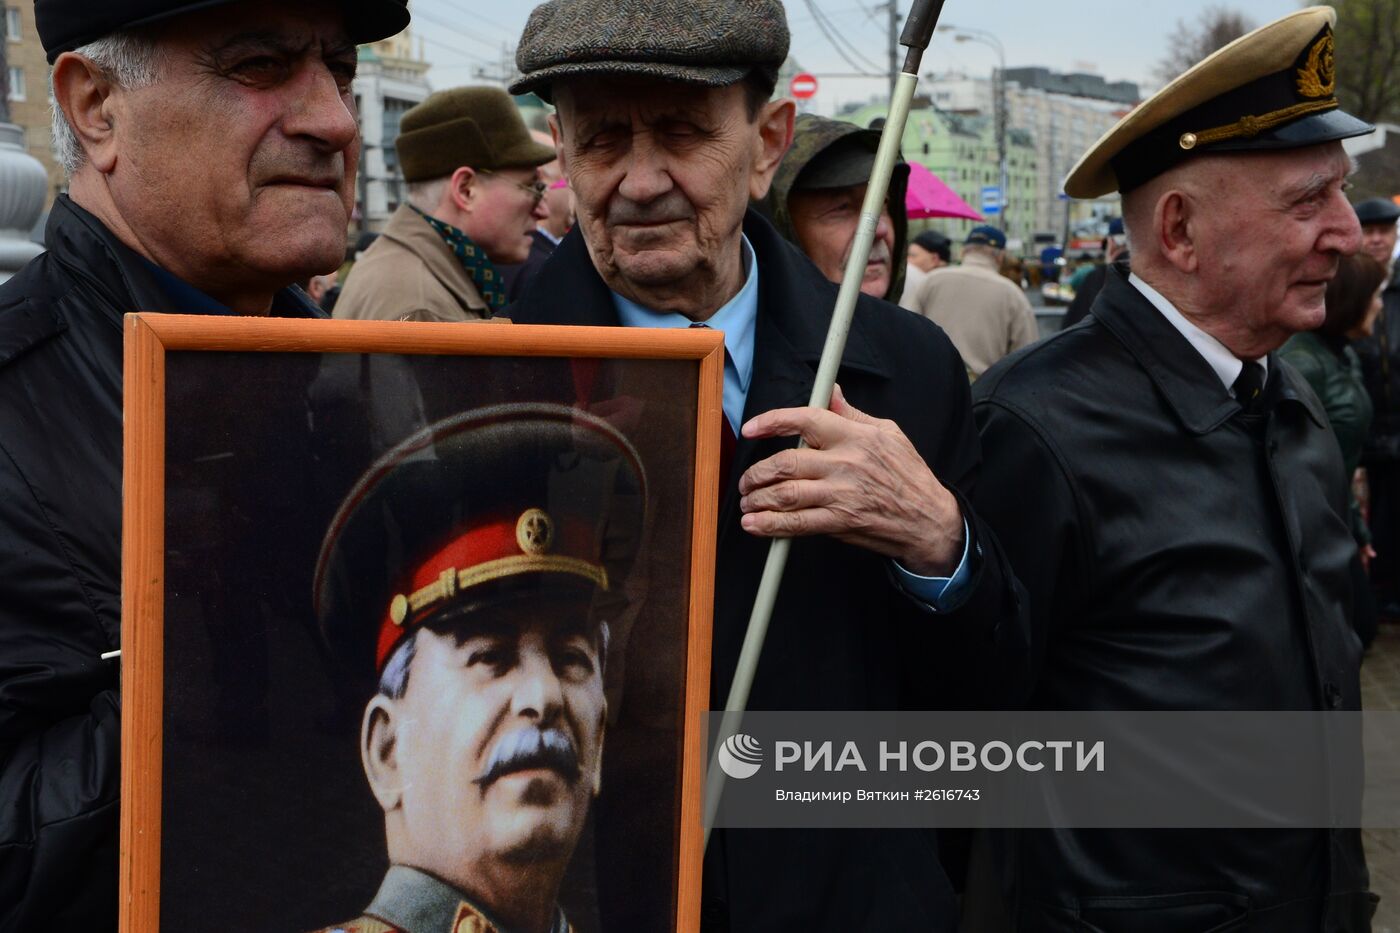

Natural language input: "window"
[4,8,18,42]
[7,66,23,102]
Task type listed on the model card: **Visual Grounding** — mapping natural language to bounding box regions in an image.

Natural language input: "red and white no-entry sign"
[790,73,819,99]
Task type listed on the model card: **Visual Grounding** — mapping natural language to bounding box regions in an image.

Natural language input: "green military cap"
[788,116,894,191]
[1065,6,1373,198]
[395,87,556,184]
[313,403,647,678]
[509,0,790,102]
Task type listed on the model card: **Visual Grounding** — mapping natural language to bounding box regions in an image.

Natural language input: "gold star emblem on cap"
[516,508,554,555]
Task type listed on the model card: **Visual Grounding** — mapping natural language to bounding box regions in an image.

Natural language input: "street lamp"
[938,25,1009,242]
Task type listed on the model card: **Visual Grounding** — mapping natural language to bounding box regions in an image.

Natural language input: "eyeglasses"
[478,169,548,206]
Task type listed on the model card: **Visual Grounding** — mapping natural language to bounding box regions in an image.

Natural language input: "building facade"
[353,29,431,232]
[925,68,1139,243]
[837,99,1039,250]
[6,2,64,215]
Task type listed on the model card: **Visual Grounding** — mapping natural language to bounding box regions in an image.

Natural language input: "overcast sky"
[411,0,1317,113]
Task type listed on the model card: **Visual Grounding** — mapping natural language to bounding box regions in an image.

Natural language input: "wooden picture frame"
[121,315,723,933]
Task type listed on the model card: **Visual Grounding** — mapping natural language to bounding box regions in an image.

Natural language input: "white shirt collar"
[1128,272,1267,393]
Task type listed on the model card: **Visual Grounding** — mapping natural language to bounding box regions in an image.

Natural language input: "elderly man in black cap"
[334,87,555,322]
[906,224,1038,380]
[1350,197,1400,608]
[968,7,1375,929]
[504,1,1027,929]
[901,229,952,307]
[311,404,641,933]
[0,0,407,928]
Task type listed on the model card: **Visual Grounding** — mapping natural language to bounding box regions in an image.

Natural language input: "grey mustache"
[607,191,694,226]
[473,726,580,787]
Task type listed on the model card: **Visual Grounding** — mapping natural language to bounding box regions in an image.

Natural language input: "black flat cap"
[313,403,647,678]
[510,0,789,102]
[912,230,951,258]
[1355,198,1400,226]
[37,0,410,63]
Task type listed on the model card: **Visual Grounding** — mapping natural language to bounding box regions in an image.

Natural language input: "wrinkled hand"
[737,384,964,576]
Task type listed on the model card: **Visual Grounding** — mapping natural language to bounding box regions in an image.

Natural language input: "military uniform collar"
[364,865,570,933]
[1091,266,1326,434]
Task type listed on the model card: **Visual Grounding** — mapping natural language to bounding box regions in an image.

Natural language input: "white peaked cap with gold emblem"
[312,403,648,676]
[1064,6,1374,198]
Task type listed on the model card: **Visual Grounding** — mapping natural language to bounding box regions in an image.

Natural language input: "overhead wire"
[801,0,885,74]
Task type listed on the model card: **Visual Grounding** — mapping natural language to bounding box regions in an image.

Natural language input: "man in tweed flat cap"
[506,1,1028,930]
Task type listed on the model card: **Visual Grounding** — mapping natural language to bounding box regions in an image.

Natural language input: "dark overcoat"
[0,195,319,932]
[508,208,1028,931]
[969,268,1374,931]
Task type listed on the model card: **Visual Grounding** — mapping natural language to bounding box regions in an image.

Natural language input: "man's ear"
[548,113,568,178]
[361,695,404,812]
[448,165,477,214]
[749,98,795,202]
[1156,189,1199,275]
[51,52,122,174]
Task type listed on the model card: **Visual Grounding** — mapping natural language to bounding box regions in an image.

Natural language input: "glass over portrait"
[121,317,722,933]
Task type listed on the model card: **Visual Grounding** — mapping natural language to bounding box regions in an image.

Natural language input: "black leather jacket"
[971,268,1373,931]
[0,196,318,932]
[1352,272,1400,463]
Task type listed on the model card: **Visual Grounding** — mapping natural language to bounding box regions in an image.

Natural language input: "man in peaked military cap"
[312,403,646,933]
[0,0,407,929]
[506,1,1029,930]
[967,8,1376,929]
[333,87,556,323]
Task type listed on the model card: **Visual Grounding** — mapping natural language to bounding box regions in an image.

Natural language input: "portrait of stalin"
[311,402,648,933]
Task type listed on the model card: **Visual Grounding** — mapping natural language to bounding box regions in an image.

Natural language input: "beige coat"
[333,204,489,322]
[908,250,1037,379]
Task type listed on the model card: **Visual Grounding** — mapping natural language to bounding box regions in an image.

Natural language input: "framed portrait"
[120,315,723,933]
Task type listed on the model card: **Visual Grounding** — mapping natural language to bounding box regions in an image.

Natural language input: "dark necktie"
[1232,360,1266,413]
[690,322,737,490]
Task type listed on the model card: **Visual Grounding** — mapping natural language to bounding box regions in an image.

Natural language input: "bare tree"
[1333,0,1400,124]
[1155,6,1254,84]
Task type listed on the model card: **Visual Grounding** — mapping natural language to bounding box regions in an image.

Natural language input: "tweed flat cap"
[509,0,789,102]
[1065,6,1372,198]
[36,0,409,63]
[395,87,556,183]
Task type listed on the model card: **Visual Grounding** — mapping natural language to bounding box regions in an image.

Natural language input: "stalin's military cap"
[395,87,556,184]
[36,0,410,63]
[510,0,790,103]
[1065,6,1373,198]
[314,403,647,677]
[1354,198,1400,226]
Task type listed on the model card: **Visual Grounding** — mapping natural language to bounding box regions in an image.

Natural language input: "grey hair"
[377,630,419,700]
[50,31,163,176]
[406,176,451,214]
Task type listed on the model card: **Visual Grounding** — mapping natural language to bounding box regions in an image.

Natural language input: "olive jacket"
[1280,329,1373,544]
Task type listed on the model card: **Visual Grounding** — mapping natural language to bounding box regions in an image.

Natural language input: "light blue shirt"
[611,235,973,611]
